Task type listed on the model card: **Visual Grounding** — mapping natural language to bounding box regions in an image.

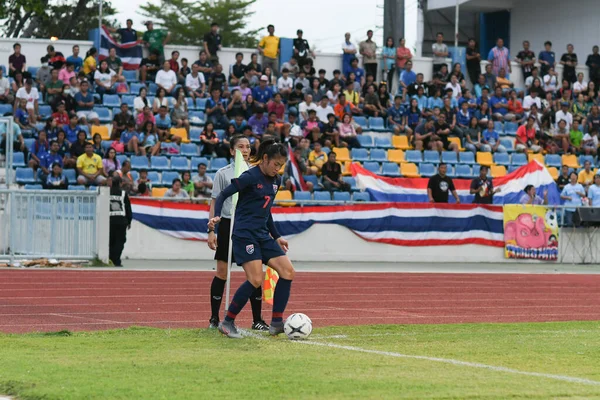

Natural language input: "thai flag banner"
[492,160,561,205]
[131,198,505,247]
[99,26,142,70]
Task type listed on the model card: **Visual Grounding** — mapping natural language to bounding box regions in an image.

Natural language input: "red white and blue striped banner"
[99,26,142,70]
[131,198,505,247]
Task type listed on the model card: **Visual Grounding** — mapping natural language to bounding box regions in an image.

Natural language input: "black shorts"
[214,218,234,263]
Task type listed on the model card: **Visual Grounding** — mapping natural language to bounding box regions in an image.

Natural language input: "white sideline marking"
[241,331,600,387]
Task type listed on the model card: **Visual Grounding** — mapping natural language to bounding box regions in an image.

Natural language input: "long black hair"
[86,47,97,58]
[250,138,287,164]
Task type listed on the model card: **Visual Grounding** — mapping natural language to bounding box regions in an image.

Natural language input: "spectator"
[298,94,318,122]
[293,29,315,68]
[381,36,396,84]
[515,116,541,153]
[277,68,294,99]
[572,73,588,97]
[456,100,471,129]
[52,102,70,127]
[556,165,570,191]
[427,163,459,203]
[10,71,24,94]
[155,106,179,144]
[257,24,280,76]
[8,43,26,78]
[481,120,507,153]
[582,128,599,156]
[38,139,62,182]
[226,90,245,120]
[45,162,68,189]
[121,121,144,155]
[62,113,81,144]
[115,160,135,194]
[243,53,261,85]
[248,109,268,136]
[64,45,83,73]
[204,22,222,64]
[15,79,39,124]
[41,45,65,70]
[560,44,578,84]
[515,40,535,79]
[520,184,548,205]
[73,80,98,123]
[321,113,340,147]
[0,68,14,104]
[399,61,417,97]
[338,113,361,148]
[94,60,117,99]
[103,148,121,176]
[140,50,161,83]
[555,102,573,131]
[578,160,595,187]
[133,87,149,118]
[482,64,496,92]
[496,68,514,90]
[200,121,220,156]
[106,48,123,79]
[569,119,583,153]
[334,93,362,120]
[69,130,88,161]
[464,116,486,154]
[164,178,189,199]
[308,141,327,175]
[587,174,600,207]
[306,78,326,102]
[152,87,169,114]
[244,94,259,119]
[407,72,429,98]
[506,90,524,123]
[547,119,570,154]
[430,64,449,93]
[185,63,207,99]
[572,93,588,123]
[252,75,274,107]
[587,106,600,133]
[538,41,555,77]
[209,63,228,95]
[434,112,460,153]
[142,21,171,62]
[136,169,152,192]
[342,33,358,78]
[431,32,448,73]
[357,29,377,79]
[267,92,285,122]
[35,58,51,95]
[470,165,498,204]
[82,47,98,78]
[523,89,541,116]
[315,96,334,123]
[524,67,541,92]
[560,172,585,226]
[488,37,511,76]
[76,142,106,185]
[445,74,461,99]
[280,57,300,79]
[294,70,310,94]
[59,62,76,85]
[465,38,481,86]
[490,87,509,121]
[300,109,322,143]
[172,87,190,132]
[543,66,559,93]
[586,45,600,88]
[155,61,177,96]
[229,52,245,85]
[322,152,350,192]
[206,88,229,129]
[193,163,213,198]
[91,133,104,157]
[343,81,362,108]
[106,19,138,43]
[140,121,160,156]
[112,103,135,139]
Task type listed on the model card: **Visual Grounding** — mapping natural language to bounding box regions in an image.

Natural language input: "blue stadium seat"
[147,82,158,93]
[12,152,26,167]
[215,129,226,141]
[494,153,510,167]
[121,95,135,108]
[191,156,210,170]
[579,155,595,167]
[446,165,456,177]
[189,111,206,126]
[504,122,518,136]
[94,107,112,123]
[381,162,400,177]
[294,191,312,201]
[180,143,199,157]
[0,104,13,116]
[545,154,562,168]
[511,153,527,166]
[500,138,514,153]
[333,191,351,201]
[322,146,331,155]
[196,98,208,111]
[189,128,203,142]
[353,116,368,130]
[67,185,85,190]
[186,97,197,110]
[508,165,520,173]
[424,150,440,164]
[357,135,374,148]
[455,164,472,178]
[15,167,35,184]
[363,161,381,174]
[368,117,386,132]
[24,184,42,190]
[147,171,160,184]
[103,94,121,108]
[405,150,423,163]
[24,138,35,149]
[441,151,458,164]
[161,171,180,186]
[116,154,129,166]
[171,156,190,171]
[342,176,358,191]
[122,70,137,82]
[370,149,387,162]
[0,65,5,75]
[63,169,76,183]
[27,66,39,77]
[129,171,140,182]
[459,151,475,164]
[38,105,52,120]
[131,155,150,170]
[353,192,371,202]
[130,82,145,95]
[494,121,504,133]
[351,148,369,162]
[210,157,228,172]
[314,191,331,201]
[303,175,320,191]
[151,156,170,171]
[419,163,436,177]
[374,136,393,149]
[472,164,483,178]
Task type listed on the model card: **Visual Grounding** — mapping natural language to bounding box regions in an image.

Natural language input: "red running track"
[0,270,600,333]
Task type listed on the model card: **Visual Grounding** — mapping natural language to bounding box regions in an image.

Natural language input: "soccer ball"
[284,313,312,340]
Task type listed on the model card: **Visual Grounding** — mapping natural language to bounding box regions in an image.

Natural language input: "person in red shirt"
[267,92,285,122]
[515,115,542,153]
[506,89,524,123]
[51,102,70,126]
[168,51,183,83]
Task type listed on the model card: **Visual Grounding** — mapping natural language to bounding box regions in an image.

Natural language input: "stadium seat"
[66,185,85,190]
[545,154,562,168]
[0,104,13,116]
[392,135,411,150]
[275,190,294,206]
[150,156,170,171]
[122,70,137,82]
[180,143,198,157]
[131,155,150,170]
[209,157,228,172]
[419,163,436,177]
[382,162,401,177]
[446,165,456,177]
[116,154,129,166]
[353,192,371,202]
[152,187,168,197]
[63,169,76,183]
[103,94,120,108]
[24,138,35,150]
[332,147,351,162]
[130,82,145,95]
[196,98,208,111]
[170,128,190,143]
[101,140,112,152]
[15,167,35,184]
[24,184,42,190]
[547,166,559,180]
[189,111,206,126]
[342,176,358,191]
[294,191,312,201]
[476,152,494,166]
[189,127,203,143]
[491,165,507,178]
[368,117,386,132]
[472,164,483,177]
[161,171,180,186]
[147,82,158,93]
[170,156,190,171]
[508,165,520,173]
[351,148,369,162]
[146,171,160,183]
[94,107,112,123]
[441,151,458,165]
[449,137,464,151]
[38,105,52,120]
[333,192,351,202]
[314,191,331,201]
[370,149,387,162]
[184,97,196,111]
[374,136,393,149]
[504,122,518,136]
[511,153,528,166]
[357,135,374,148]
[405,150,423,163]
[363,161,381,174]
[500,138,514,153]
[303,175,320,190]
[12,152,26,168]
[215,129,226,141]
[528,153,545,164]
[455,164,472,178]
[494,121,504,133]
[562,155,580,169]
[27,66,39,77]
[353,116,368,130]
[579,155,595,167]
[424,150,440,164]
[121,95,135,108]
[388,149,405,164]
[493,152,510,167]
[401,162,419,177]
[130,171,140,181]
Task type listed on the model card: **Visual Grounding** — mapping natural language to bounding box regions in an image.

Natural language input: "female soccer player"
[208,139,295,338]
[207,134,270,331]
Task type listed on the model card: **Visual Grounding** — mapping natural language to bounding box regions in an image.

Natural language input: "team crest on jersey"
[273,184,278,193]
[257,184,263,189]
[246,244,254,254]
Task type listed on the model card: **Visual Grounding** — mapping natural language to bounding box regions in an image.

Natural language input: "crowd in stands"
[2,23,600,204]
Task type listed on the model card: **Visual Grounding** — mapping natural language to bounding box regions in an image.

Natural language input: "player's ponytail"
[250,138,288,164]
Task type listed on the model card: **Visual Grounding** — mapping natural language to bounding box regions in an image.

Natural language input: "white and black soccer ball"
[545,210,558,230]
[284,313,312,340]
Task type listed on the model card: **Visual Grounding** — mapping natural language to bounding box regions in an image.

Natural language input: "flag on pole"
[287,142,308,191]
[232,149,249,207]
[99,26,143,70]
[263,267,279,304]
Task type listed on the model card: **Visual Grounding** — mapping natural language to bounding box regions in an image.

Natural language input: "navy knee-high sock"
[271,277,292,324]
[224,280,258,322]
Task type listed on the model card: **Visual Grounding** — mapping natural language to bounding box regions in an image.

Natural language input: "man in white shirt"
[555,102,573,130]
[572,73,588,95]
[0,68,14,104]
[185,63,206,99]
[524,67,540,90]
[277,68,294,99]
[444,75,462,98]
[298,94,318,122]
[155,61,177,95]
[431,32,448,73]
[315,96,334,123]
[522,91,541,115]
[15,78,39,113]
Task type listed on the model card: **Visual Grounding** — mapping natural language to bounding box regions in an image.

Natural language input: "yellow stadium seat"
[528,153,545,164]
[170,127,190,143]
[449,137,464,151]
[490,165,506,178]
[342,161,353,176]
[392,135,411,150]
[476,152,494,166]
[547,166,559,180]
[401,162,420,178]
[388,149,405,164]
[332,147,351,162]
[562,154,580,169]
[275,190,295,206]
[152,187,168,198]
[91,125,110,141]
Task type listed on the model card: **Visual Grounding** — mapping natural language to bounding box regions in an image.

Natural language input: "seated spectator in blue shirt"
[45,162,69,189]
[587,175,600,207]
[560,172,586,226]
[39,140,63,182]
[427,89,444,114]
[28,130,49,169]
[459,90,478,111]
[229,115,248,133]
[252,75,274,107]
[477,87,491,108]
[456,101,472,129]
[66,45,83,72]
[387,95,406,134]
[347,58,365,87]
[248,109,268,135]
[413,87,428,113]
[206,88,229,129]
[398,61,417,96]
[481,120,507,153]
[63,113,82,143]
[489,87,508,120]
[120,121,144,155]
[520,184,548,205]
[404,97,421,133]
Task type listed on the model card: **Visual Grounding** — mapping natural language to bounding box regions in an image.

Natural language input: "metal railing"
[0,189,99,262]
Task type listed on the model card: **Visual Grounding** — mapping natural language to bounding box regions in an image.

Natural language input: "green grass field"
[1,321,600,399]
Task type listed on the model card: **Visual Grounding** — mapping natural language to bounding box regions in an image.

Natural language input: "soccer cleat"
[251,319,270,331]
[208,316,219,329]
[218,320,243,339]
[269,321,284,336]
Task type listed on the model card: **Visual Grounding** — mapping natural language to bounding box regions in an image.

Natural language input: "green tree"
[140,0,260,49]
